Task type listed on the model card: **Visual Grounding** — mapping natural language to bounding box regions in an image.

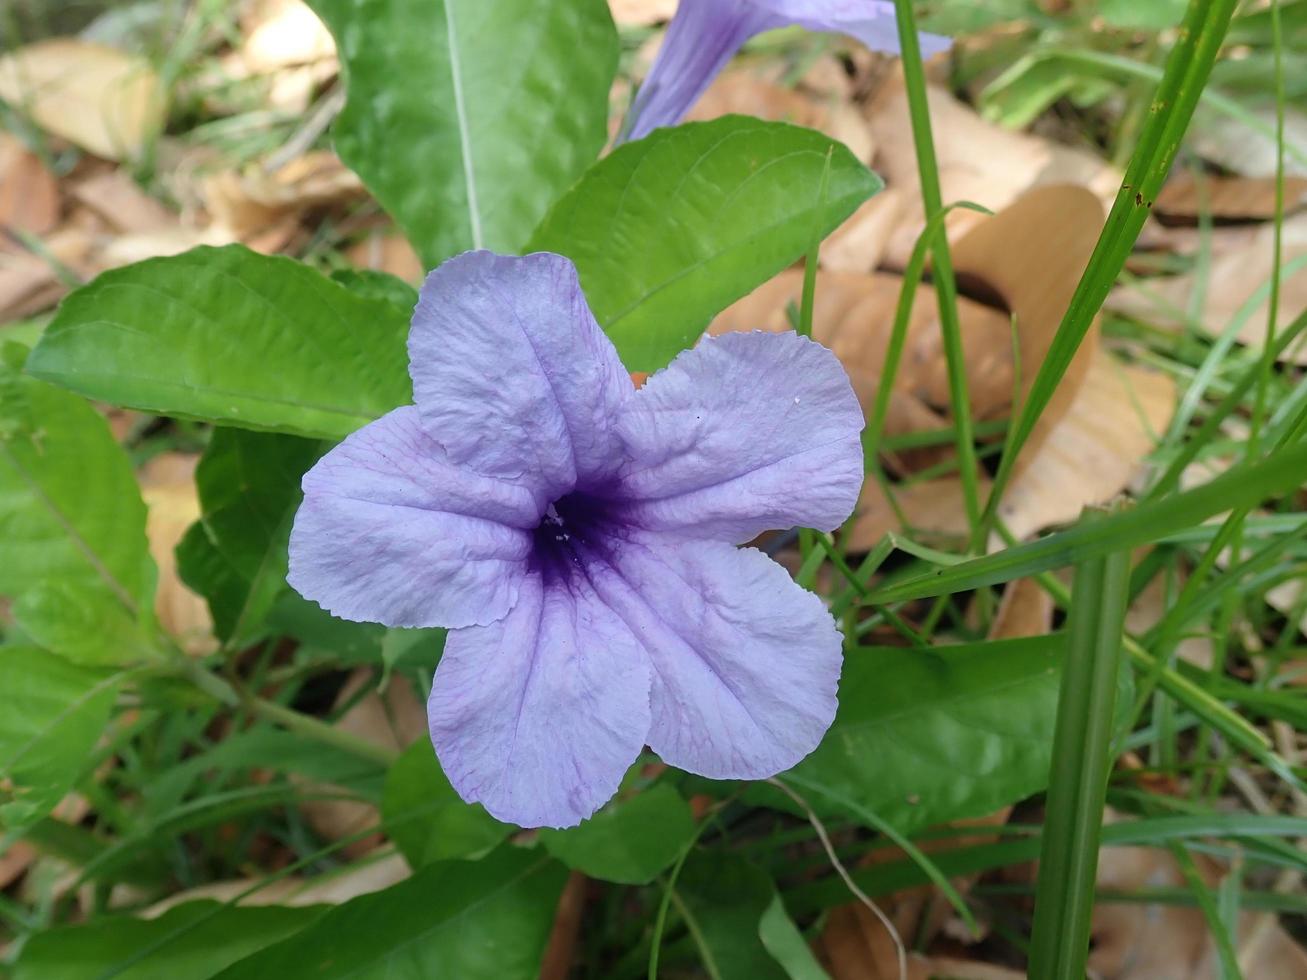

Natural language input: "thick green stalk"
[892,0,981,535]
[1028,527,1130,978]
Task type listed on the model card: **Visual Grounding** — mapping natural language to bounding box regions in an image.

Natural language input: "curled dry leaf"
[141,853,410,916]
[1108,214,1307,365]
[238,0,337,73]
[821,187,906,275]
[202,151,366,241]
[345,231,425,282]
[0,39,164,162]
[295,670,424,856]
[688,68,875,164]
[70,170,176,234]
[866,73,1120,267]
[0,133,59,246]
[1154,172,1307,223]
[608,0,677,27]
[1091,840,1307,979]
[996,350,1175,542]
[0,227,94,321]
[988,577,1054,640]
[139,454,215,655]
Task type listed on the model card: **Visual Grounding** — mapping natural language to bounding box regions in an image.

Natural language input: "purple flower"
[288,251,864,829]
[623,0,951,142]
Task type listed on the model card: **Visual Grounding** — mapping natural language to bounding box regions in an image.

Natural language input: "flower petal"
[623,0,950,142]
[760,0,952,60]
[409,251,632,502]
[429,571,653,829]
[614,331,864,543]
[288,406,538,629]
[593,535,843,779]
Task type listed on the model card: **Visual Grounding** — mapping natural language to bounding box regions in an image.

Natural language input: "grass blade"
[868,438,1307,604]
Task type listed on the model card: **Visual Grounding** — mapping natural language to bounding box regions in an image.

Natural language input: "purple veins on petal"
[622,0,952,143]
[287,248,866,829]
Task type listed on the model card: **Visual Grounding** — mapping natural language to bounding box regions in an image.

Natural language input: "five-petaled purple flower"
[623,0,951,142]
[288,251,864,829]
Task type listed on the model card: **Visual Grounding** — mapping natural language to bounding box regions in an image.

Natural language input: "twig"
[766,777,907,980]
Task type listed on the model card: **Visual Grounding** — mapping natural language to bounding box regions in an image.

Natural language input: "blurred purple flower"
[623,0,951,142]
[288,250,864,829]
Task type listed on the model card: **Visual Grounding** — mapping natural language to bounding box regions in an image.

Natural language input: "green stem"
[1028,521,1130,979]
[174,659,397,767]
[892,0,981,535]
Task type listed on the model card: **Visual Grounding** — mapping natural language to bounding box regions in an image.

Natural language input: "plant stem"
[892,0,981,536]
[1028,519,1130,978]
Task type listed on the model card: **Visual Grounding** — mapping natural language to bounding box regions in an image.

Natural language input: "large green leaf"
[540,783,695,885]
[176,429,323,645]
[381,740,508,869]
[528,116,882,370]
[0,647,119,829]
[214,847,566,979]
[26,246,411,440]
[309,0,617,267]
[787,637,1063,835]
[13,901,326,980]
[0,368,151,637]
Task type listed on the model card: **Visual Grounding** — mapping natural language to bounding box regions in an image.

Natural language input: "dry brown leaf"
[0,39,164,161]
[997,351,1175,541]
[203,151,366,240]
[1154,173,1307,223]
[539,873,588,980]
[951,184,1107,454]
[70,170,176,234]
[1125,567,1214,669]
[140,852,410,915]
[1107,214,1307,364]
[1091,842,1307,979]
[1188,106,1307,180]
[989,577,1054,639]
[345,231,424,282]
[821,188,906,275]
[138,454,214,655]
[295,671,424,855]
[0,133,59,244]
[849,474,987,552]
[711,268,1014,428]
[688,68,874,164]
[0,227,94,320]
[237,0,336,73]
[608,0,677,27]
[867,74,1119,267]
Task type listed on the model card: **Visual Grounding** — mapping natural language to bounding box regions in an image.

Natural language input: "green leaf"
[176,429,323,645]
[13,901,326,980]
[26,245,411,440]
[0,370,151,624]
[330,268,419,311]
[214,847,566,980]
[0,647,120,829]
[758,895,830,980]
[381,740,508,869]
[380,627,446,680]
[540,783,695,884]
[309,0,617,267]
[12,581,148,666]
[788,637,1062,835]
[676,852,789,980]
[529,116,882,370]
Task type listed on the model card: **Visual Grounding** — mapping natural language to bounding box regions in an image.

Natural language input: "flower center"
[531,491,617,584]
